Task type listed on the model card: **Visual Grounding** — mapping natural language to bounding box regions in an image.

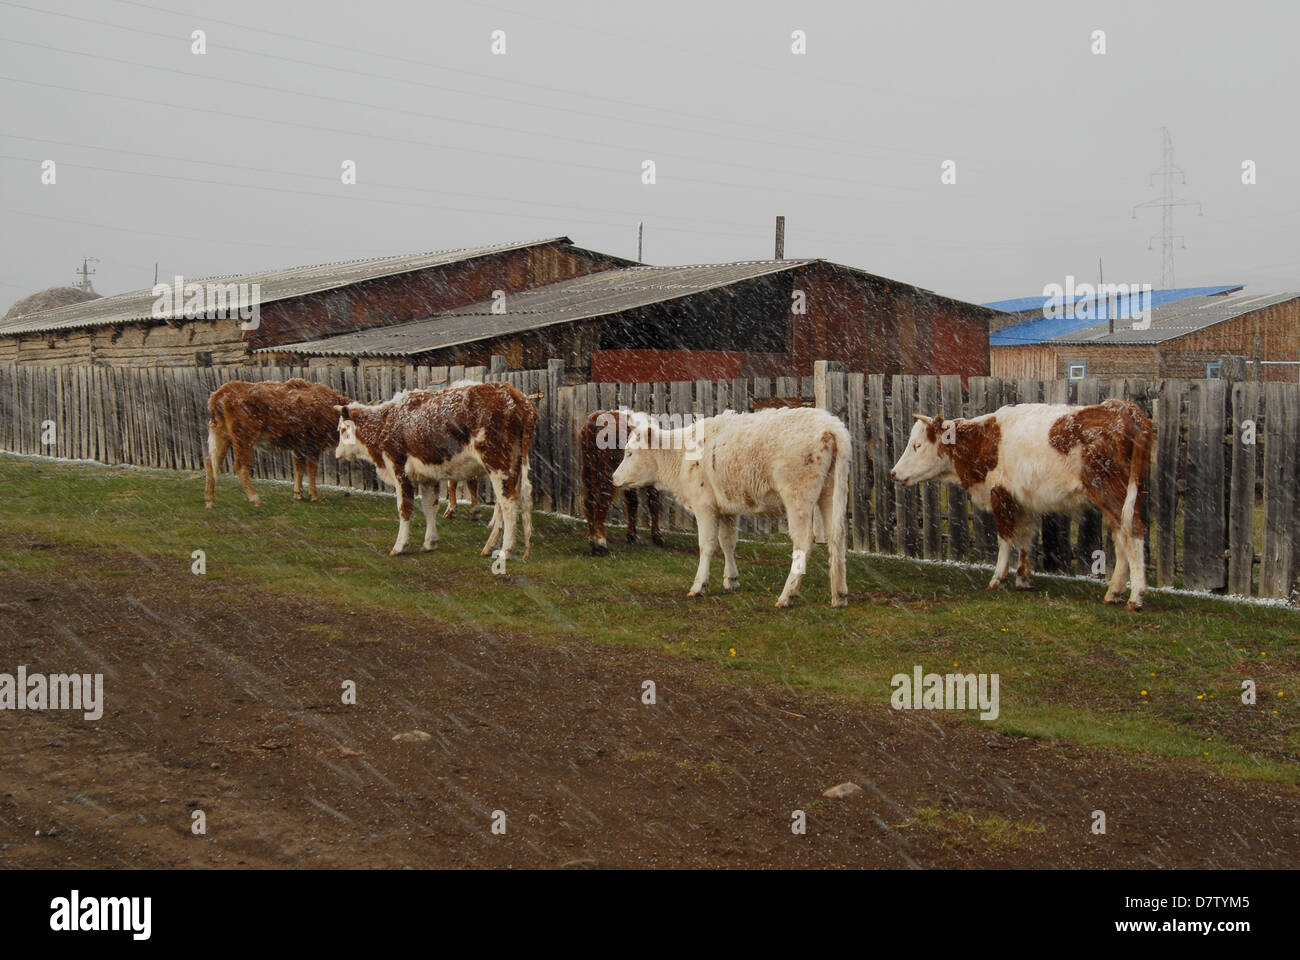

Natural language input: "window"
[1206,361,1222,380]
[1067,361,1087,381]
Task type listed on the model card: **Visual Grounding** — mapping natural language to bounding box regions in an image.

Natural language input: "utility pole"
[775,215,785,260]
[74,256,99,293]
[1132,127,1202,288]
[635,222,643,262]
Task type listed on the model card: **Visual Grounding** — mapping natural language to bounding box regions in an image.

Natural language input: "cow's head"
[890,414,953,486]
[333,405,364,461]
[611,418,659,489]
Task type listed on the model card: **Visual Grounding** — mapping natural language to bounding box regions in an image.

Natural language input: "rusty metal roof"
[261,258,942,358]
[1050,291,1300,345]
[0,238,577,336]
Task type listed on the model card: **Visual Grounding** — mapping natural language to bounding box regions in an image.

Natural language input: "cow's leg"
[442,480,457,519]
[587,475,615,556]
[625,490,640,543]
[390,476,415,556]
[988,487,1019,589]
[1126,528,1148,611]
[1104,524,1132,605]
[718,514,740,591]
[648,486,664,547]
[204,429,230,509]
[481,473,515,558]
[777,497,816,608]
[1012,513,1037,589]
[419,482,439,551]
[469,479,482,521]
[292,454,306,500]
[990,538,1014,589]
[233,440,263,506]
[687,510,719,598]
[306,456,322,502]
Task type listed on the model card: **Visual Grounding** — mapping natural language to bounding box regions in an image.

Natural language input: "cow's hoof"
[775,597,793,609]
[310,496,323,503]
[292,493,303,501]
[652,534,665,547]
[470,512,481,522]
[831,597,848,608]
[986,580,1002,591]
[723,579,740,592]
[687,588,703,599]
[1125,599,1143,612]
[1104,593,1123,605]
[590,542,609,557]
[252,500,265,508]
[422,543,437,553]
[204,502,214,510]
[1014,579,1033,591]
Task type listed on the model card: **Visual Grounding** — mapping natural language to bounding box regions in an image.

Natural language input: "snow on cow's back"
[695,406,849,509]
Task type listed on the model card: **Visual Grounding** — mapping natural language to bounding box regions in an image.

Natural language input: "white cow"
[611,407,850,608]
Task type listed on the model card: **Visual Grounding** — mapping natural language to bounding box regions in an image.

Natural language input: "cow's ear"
[334,404,348,419]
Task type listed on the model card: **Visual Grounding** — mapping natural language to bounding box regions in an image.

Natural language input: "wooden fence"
[2,361,1298,600]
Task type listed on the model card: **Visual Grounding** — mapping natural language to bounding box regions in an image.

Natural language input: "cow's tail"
[828,423,851,606]
[1120,403,1154,537]
[203,396,225,507]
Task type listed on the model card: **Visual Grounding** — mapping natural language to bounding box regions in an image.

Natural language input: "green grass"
[2,454,1297,784]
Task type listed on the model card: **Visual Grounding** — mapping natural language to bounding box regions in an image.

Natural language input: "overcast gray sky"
[2,0,1297,309]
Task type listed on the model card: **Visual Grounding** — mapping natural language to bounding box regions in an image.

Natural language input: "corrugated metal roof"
[0,238,575,336]
[260,260,821,358]
[989,285,1244,346]
[985,284,1242,317]
[1050,291,1300,345]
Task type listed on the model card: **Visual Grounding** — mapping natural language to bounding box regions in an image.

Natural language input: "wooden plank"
[940,375,968,562]
[848,372,870,552]
[1184,379,1228,591]
[1227,380,1262,596]
[1075,379,1106,576]
[891,375,920,557]
[917,376,942,559]
[1040,378,1072,574]
[1261,383,1300,598]
[869,374,892,554]
[966,377,1001,562]
[1153,380,1184,586]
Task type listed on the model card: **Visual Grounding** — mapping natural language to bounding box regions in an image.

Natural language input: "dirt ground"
[2,534,1297,869]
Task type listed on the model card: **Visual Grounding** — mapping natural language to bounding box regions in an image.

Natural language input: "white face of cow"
[334,410,364,462]
[890,416,951,486]
[611,424,659,489]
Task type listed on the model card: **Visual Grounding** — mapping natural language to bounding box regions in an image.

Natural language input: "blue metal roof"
[988,284,1244,346]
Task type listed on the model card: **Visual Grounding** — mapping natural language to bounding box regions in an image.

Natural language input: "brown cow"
[204,378,351,509]
[581,409,663,555]
[333,381,536,559]
[891,399,1154,610]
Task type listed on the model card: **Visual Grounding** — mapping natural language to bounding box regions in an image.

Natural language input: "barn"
[258,257,996,381]
[989,285,1300,381]
[0,238,629,368]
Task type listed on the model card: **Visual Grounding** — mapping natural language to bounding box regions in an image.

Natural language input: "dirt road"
[2,535,1296,868]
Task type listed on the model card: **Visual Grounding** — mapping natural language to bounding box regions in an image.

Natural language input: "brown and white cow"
[890,399,1154,610]
[580,409,663,555]
[204,378,351,509]
[333,381,536,560]
[611,406,850,608]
